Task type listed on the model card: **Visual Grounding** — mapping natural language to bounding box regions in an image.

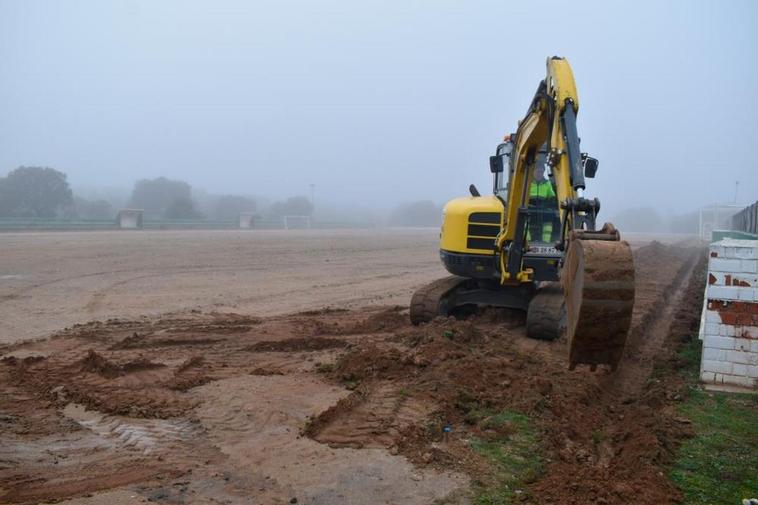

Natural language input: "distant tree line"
[0,166,316,222]
[2,166,699,231]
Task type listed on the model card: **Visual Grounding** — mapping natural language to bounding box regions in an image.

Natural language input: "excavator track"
[562,224,635,370]
[526,283,566,341]
[410,275,471,325]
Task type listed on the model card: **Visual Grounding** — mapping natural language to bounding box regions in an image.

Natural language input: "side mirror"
[583,156,599,178]
[490,155,504,173]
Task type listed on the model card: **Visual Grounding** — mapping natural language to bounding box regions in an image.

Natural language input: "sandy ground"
[0,229,446,345]
[0,229,691,346]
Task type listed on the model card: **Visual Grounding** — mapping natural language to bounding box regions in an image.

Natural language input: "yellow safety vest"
[528,181,556,242]
[529,181,556,199]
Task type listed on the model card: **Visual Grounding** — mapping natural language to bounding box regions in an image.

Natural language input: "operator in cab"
[528,165,559,243]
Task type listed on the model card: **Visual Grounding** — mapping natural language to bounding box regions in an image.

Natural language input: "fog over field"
[0,0,756,225]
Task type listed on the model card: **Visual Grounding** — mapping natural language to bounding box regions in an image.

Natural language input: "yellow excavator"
[410,57,635,370]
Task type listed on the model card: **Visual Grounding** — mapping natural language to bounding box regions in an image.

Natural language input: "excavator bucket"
[562,223,635,370]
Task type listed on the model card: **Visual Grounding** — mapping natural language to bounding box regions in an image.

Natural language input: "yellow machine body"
[440,195,503,255]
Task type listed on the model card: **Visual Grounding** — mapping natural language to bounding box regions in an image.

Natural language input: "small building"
[239,212,257,229]
[117,209,143,229]
[700,238,758,390]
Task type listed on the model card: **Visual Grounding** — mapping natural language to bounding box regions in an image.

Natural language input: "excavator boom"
[497,57,635,370]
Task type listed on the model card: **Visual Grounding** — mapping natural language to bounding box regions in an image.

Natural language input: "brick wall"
[700,239,758,389]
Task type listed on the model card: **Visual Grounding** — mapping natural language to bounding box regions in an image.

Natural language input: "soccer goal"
[283,215,312,230]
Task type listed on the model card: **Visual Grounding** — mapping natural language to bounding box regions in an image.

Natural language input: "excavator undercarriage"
[410,225,634,370]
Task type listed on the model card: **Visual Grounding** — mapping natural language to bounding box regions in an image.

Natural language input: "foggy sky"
[1,0,756,216]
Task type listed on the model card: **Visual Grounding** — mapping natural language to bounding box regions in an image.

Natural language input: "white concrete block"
[714,373,725,383]
[742,259,758,273]
[704,322,720,335]
[703,335,735,350]
[702,347,717,360]
[702,347,726,361]
[748,365,758,378]
[724,247,737,258]
[701,359,732,374]
[710,258,742,272]
[751,340,758,353]
[723,375,755,388]
[709,245,725,258]
[726,350,756,365]
[738,288,756,301]
[705,309,722,323]
[717,238,758,248]
[732,363,748,376]
[734,338,752,352]
[733,247,758,260]
[743,326,758,339]
[719,324,736,337]
[707,286,740,301]
[700,371,715,382]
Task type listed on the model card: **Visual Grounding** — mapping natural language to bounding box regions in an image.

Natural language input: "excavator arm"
[496,57,635,370]
[497,57,583,281]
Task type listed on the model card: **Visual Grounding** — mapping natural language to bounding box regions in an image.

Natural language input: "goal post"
[283,215,312,230]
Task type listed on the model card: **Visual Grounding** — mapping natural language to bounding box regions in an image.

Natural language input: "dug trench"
[0,241,705,504]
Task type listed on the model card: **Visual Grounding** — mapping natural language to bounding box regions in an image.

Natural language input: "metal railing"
[731,200,758,235]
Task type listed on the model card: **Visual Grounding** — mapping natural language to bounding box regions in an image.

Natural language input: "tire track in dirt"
[611,246,700,394]
[63,403,199,456]
[309,382,435,449]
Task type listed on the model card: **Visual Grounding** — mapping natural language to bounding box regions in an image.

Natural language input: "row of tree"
[0,166,312,221]
[1,166,700,231]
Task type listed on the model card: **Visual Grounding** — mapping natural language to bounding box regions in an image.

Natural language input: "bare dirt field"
[0,229,705,504]
[0,229,446,345]
[0,229,689,346]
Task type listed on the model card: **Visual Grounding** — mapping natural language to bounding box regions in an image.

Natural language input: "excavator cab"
[525,151,561,248]
[492,140,560,248]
